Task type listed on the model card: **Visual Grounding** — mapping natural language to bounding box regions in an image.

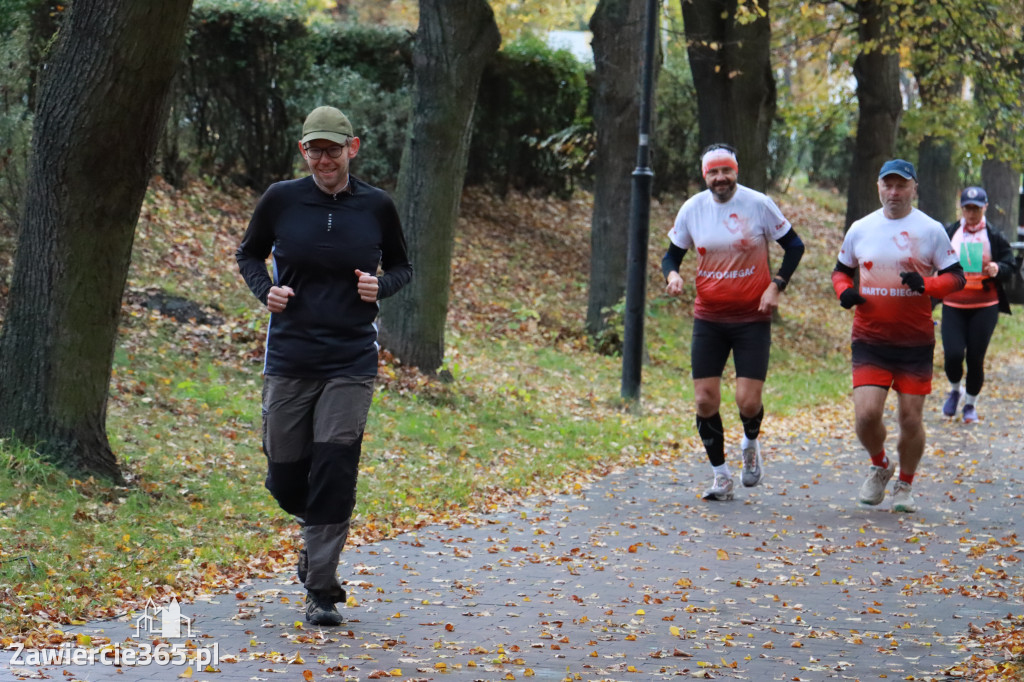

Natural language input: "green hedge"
[468,34,590,197]
[160,0,312,190]
[158,4,593,194]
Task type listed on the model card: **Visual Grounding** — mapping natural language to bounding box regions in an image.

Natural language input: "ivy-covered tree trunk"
[586,0,652,341]
[844,0,902,228]
[377,0,500,373]
[0,0,193,482]
[682,0,776,192]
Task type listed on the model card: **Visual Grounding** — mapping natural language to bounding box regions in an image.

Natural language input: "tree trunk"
[586,0,651,339]
[844,0,902,228]
[682,0,776,192]
[0,0,194,482]
[376,0,500,373]
[981,159,1019,240]
[917,137,957,224]
[911,17,961,226]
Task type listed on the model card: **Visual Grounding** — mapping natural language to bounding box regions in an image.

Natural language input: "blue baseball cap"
[878,159,917,181]
[960,186,988,206]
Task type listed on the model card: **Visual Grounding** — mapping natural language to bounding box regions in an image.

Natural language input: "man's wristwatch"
[772,276,788,292]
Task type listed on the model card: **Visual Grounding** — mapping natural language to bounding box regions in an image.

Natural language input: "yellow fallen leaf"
[177,667,193,679]
[717,549,729,560]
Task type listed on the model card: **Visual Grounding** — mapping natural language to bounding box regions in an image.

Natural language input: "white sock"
[964,393,978,407]
[950,382,961,393]
[713,463,731,478]
[741,435,755,450]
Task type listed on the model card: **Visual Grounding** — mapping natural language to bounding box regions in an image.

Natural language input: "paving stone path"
[4,362,1022,681]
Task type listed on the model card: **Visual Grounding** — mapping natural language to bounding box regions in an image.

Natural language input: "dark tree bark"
[981,159,1019,240]
[916,138,957,224]
[682,0,776,192]
[377,0,500,373]
[917,56,962,222]
[0,0,194,482]
[844,0,902,228]
[25,2,66,112]
[586,0,652,339]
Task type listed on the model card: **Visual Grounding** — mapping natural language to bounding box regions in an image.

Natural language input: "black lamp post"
[621,0,659,401]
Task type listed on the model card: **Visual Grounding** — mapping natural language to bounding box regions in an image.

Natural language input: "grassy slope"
[1,179,1022,650]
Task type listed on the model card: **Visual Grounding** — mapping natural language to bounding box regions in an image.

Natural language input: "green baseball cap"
[301,106,353,145]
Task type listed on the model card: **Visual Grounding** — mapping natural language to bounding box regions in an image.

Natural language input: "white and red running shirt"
[837,208,958,346]
[668,185,792,323]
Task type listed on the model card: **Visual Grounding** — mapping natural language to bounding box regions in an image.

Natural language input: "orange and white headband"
[701,148,738,177]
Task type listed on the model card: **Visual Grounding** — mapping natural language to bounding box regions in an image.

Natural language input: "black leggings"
[941,304,999,396]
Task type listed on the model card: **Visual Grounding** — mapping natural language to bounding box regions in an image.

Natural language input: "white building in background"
[546,30,593,65]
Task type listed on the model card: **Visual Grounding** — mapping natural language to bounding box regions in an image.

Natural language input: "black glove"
[900,271,925,294]
[839,288,866,309]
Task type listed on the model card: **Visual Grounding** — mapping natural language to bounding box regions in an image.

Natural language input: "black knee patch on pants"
[740,405,764,441]
[696,412,725,466]
[265,457,311,517]
[305,440,362,526]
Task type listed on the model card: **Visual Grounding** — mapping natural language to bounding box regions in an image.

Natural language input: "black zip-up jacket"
[236,175,413,377]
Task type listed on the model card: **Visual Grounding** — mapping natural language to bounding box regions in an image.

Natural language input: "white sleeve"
[930,221,959,271]
[760,194,792,240]
[837,223,859,269]
[667,203,693,249]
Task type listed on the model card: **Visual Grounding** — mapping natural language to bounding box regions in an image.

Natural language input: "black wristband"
[772,276,788,292]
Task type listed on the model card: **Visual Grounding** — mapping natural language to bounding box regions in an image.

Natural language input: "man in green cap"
[236,105,412,625]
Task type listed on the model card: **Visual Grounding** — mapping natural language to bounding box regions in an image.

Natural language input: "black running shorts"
[691,319,771,381]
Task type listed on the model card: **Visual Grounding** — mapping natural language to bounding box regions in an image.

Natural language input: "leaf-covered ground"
[1,178,1022,679]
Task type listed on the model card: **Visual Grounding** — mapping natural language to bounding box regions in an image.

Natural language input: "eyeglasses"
[304,144,347,160]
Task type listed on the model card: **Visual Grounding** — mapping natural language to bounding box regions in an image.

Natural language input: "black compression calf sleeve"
[695,412,726,466]
[740,405,764,441]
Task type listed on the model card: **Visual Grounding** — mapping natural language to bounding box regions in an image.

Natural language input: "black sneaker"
[297,548,307,584]
[305,591,344,626]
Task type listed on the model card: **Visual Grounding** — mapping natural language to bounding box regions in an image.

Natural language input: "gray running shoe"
[741,440,763,487]
[890,480,917,513]
[962,404,978,423]
[858,460,896,505]
[703,473,735,501]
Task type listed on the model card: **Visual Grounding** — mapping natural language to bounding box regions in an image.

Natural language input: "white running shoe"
[703,473,735,501]
[890,480,917,513]
[741,440,764,487]
[858,460,896,505]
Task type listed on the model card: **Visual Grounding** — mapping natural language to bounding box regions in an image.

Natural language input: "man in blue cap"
[830,159,965,513]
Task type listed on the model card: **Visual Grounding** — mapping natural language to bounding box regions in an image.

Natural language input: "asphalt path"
[3,361,1022,681]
